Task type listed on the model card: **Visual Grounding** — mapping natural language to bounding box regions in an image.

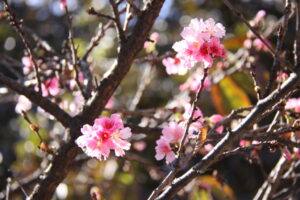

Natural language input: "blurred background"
[0,0,293,199]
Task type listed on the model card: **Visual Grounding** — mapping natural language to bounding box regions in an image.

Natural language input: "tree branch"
[155,71,300,200]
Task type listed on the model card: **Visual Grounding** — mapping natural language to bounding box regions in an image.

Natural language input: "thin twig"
[129,63,154,110]
[83,22,114,60]
[64,6,88,99]
[3,0,42,93]
[86,7,116,21]
[264,0,291,97]
[296,0,300,67]
[109,0,126,42]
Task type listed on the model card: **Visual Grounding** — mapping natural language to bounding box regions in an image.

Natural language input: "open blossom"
[285,98,300,113]
[162,56,188,75]
[15,95,32,114]
[35,77,60,97]
[155,138,176,163]
[173,18,226,69]
[162,122,184,143]
[76,114,132,160]
[155,122,184,163]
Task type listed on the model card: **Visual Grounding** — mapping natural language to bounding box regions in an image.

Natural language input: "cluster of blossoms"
[243,10,270,52]
[155,101,224,163]
[162,18,226,75]
[76,114,132,160]
[155,122,184,163]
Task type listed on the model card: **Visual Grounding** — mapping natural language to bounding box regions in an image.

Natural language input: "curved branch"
[0,73,72,127]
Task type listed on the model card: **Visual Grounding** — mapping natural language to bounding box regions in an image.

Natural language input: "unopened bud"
[30,124,39,132]
[39,142,49,152]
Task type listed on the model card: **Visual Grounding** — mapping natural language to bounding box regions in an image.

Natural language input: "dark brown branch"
[64,7,88,100]
[77,0,166,124]
[0,72,72,127]
[26,1,166,199]
[109,0,126,42]
[3,0,42,93]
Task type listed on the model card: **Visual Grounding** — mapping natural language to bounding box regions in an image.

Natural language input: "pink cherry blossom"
[285,98,300,113]
[162,121,184,143]
[15,95,32,114]
[144,32,160,53]
[254,10,266,22]
[204,18,226,39]
[173,18,226,69]
[179,68,211,93]
[155,138,176,163]
[162,56,188,75]
[22,56,33,75]
[208,37,226,59]
[76,114,132,160]
[38,77,60,97]
[209,114,223,133]
[239,140,250,147]
[253,38,269,52]
[283,147,292,161]
[60,0,67,10]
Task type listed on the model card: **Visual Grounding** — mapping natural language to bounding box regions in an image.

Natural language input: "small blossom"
[283,147,292,161]
[254,10,266,22]
[285,98,300,113]
[133,141,146,152]
[144,32,160,53]
[209,114,223,133]
[60,0,67,10]
[22,56,33,75]
[162,121,184,143]
[155,121,185,163]
[253,38,269,52]
[37,77,60,97]
[15,95,32,114]
[155,138,176,163]
[179,68,211,93]
[76,114,132,160]
[239,140,251,147]
[162,56,188,75]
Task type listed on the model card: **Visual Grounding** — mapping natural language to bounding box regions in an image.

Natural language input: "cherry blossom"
[38,77,60,97]
[179,68,211,92]
[15,95,32,114]
[22,56,33,75]
[162,122,184,143]
[144,32,160,53]
[209,114,224,133]
[155,138,176,163]
[162,56,188,75]
[60,0,67,10]
[285,98,300,113]
[172,18,226,69]
[155,121,185,163]
[76,114,132,160]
